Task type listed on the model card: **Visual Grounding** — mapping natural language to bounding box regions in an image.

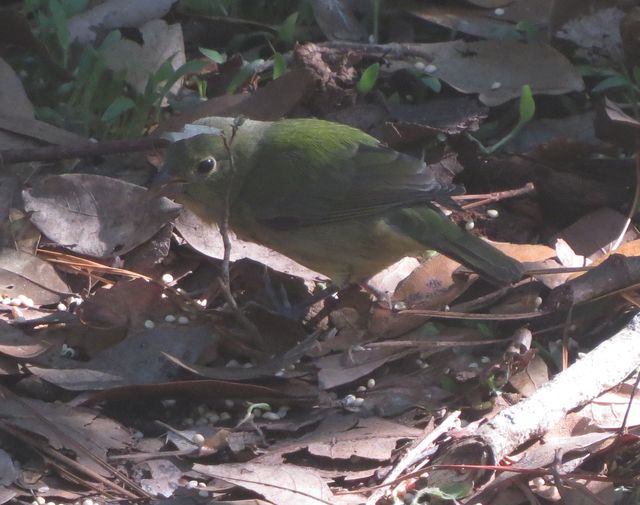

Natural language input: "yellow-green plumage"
[161,117,523,286]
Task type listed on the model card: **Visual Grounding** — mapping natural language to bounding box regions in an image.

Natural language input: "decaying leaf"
[23,174,181,258]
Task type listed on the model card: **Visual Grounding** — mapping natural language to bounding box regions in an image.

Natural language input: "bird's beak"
[148,166,187,199]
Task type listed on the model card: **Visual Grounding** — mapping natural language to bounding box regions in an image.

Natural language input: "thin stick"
[456,182,535,209]
[0,136,168,165]
[218,121,262,343]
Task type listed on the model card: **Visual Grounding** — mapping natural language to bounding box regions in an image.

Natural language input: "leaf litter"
[1,1,640,504]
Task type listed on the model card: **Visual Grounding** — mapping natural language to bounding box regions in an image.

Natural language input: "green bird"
[160,117,523,288]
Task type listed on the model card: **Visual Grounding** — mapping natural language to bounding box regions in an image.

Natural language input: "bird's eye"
[197,157,217,174]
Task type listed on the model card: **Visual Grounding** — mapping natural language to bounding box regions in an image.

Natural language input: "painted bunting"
[160,117,523,287]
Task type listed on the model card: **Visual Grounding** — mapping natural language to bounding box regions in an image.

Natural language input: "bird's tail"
[388,207,524,285]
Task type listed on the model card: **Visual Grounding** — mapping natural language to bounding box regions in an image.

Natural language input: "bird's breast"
[231,208,424,285]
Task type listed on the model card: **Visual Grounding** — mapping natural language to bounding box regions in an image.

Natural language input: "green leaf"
[591,75,631,93]
[101,96,136,122]
[155,59,208,101]
[419,482,473,500]
[49,0,70,65]
[272,52,286,80]
[226,59,263,94]
[577,65,619,77]
[518,84,535,123]
[151,61,177,89]
[277,11,299,44]
[356,62,380,94]
[633,66,640,85]
[199,47,226,64]
[421,75,441,93]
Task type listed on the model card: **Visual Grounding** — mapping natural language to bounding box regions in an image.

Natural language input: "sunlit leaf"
[277,11,299,44]
[199,47,226,64]
[518,84,535,123]
[356,62,380,94]
[272,52,286,80]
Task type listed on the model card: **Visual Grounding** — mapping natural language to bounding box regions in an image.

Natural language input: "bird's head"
[155,117,265,220]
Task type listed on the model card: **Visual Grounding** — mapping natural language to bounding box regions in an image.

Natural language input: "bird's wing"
[238,123,463,229]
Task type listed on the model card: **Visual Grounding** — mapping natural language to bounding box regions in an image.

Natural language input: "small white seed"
[490,81,502,90]
[486,209,499,218]
[161,273,174,284]
[425,64,437,73]
[367,378,376,389]
[494,7,505,15]
[465,220,475,231]
[262,411,281,420]
[186,480,199,489]
[192,433,205,446]
[164,314,176,323]
[177,315,189,325]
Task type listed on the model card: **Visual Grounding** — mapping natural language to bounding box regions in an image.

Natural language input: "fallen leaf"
[102,19,185,95]
[0,248,70,304]
[23,174,181,258]
[389,40,584,106]
[193,462,335,505]
[68,0,178,43]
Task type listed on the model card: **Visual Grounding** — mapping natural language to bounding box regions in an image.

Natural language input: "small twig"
[0,136,168,165]
[455,182,535,209]
[217,119,263,343]
[561,305,574,370]
[619,369,640,435]
[365,411,461,505]
[398,308,546,320]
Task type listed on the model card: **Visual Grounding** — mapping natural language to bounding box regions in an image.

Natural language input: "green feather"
[162,117,523,286]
